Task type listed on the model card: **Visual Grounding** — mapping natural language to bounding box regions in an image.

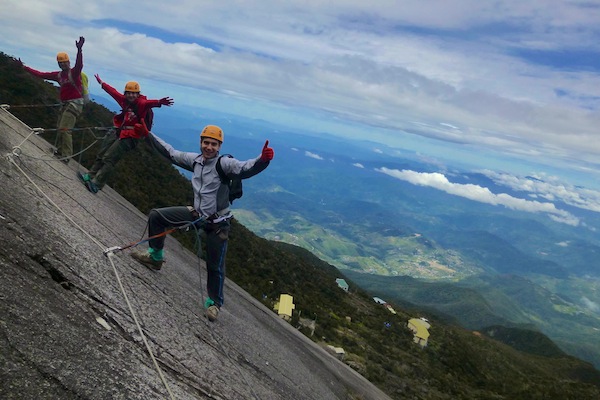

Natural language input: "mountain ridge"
[2,51,600,399]
[0,106,390,400]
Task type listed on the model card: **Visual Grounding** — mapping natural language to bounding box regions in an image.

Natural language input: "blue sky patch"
[91,18,222,51]
[512,48,600,71]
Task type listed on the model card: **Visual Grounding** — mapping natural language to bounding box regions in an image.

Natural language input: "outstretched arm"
[72,36,85,75]
[94,74,123,103]
[20,59,58,80]
[145,96,174,109]
[135,120,197,171]
[221,140,273,179]
[159,97,174,106]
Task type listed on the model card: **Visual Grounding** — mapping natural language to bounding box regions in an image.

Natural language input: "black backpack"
[216,154,243,203]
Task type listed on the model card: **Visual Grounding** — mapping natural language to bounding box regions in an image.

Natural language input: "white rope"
[12,128,39,153]
[14,137,99,163]
[6,154,176,399]
[105,253,176,399]
[1,103,62,109]
[4,106,258,399]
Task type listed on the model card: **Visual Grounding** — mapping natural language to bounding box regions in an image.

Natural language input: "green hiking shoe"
[204,298,215,308]
[131,251,164,271]
[77,172,98,193]
[77,171,90,183]
[87,180,99,193]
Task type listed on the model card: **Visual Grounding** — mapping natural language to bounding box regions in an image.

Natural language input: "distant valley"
[152,112,600,368]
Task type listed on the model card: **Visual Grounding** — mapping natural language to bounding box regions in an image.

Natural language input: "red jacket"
[23,47,83,102]
[100,82,163,139]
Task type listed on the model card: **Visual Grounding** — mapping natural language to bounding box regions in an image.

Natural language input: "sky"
[3,0,600,221]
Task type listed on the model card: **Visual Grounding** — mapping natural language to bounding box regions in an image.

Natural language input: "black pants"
[89,131,138,189]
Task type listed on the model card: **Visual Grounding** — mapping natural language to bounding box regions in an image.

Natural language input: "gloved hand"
[159,97,174,106]
[134,119,150,137]
[260,140,274,162]
[94,73,103,85]
[76,36,85,49]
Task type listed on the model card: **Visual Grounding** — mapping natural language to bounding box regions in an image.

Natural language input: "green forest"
[2,51,600,399]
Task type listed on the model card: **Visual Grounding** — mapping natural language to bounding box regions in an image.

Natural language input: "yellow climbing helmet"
[124,81,141,93]
[56,52,70,63]
[200,125,224,143]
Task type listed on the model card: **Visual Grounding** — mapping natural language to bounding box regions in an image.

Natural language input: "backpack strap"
[61,70,83,98]
[215,155,232,184]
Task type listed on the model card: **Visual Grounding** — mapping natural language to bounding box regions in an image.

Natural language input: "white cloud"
[305,151,323,160]
[353,163,365,168]
[377,167,580,226]
[480,170,600,213]
[581,297,600,313]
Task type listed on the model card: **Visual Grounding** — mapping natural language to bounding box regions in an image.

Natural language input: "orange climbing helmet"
[200,125,224,143]
[56,52,70,63]
[124,81,141,93]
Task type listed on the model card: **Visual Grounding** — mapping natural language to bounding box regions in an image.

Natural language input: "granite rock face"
[0,108,391,400]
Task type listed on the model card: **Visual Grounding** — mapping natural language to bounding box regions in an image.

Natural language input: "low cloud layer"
[377,168,579,226]
[481,170,600,213]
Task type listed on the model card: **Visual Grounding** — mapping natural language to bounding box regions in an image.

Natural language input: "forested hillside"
[2,51,600,399]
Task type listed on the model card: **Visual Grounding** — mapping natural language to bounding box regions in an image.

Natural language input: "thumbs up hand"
[260,140,274,162]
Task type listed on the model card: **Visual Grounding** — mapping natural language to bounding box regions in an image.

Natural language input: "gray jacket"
[149,133,269,217]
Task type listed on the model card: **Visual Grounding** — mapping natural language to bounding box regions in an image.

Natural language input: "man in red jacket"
[78,75,174,193]
[21,36,86,162]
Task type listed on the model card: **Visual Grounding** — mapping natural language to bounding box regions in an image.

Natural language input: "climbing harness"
[102,217,205,256]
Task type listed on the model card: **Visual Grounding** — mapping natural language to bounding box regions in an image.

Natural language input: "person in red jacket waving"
[78,75,173,193]
[20,36,86,162]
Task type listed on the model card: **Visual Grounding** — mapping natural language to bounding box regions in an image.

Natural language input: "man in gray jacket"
[130,122,274,321]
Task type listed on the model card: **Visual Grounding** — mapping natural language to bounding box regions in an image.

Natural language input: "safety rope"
[3,106,260,399]
[104,214,207,256]
[1,103,61,109]
[5,154,176,400]
[35,126,113,133]
[8,126,111,164]
[11,135,100,163]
